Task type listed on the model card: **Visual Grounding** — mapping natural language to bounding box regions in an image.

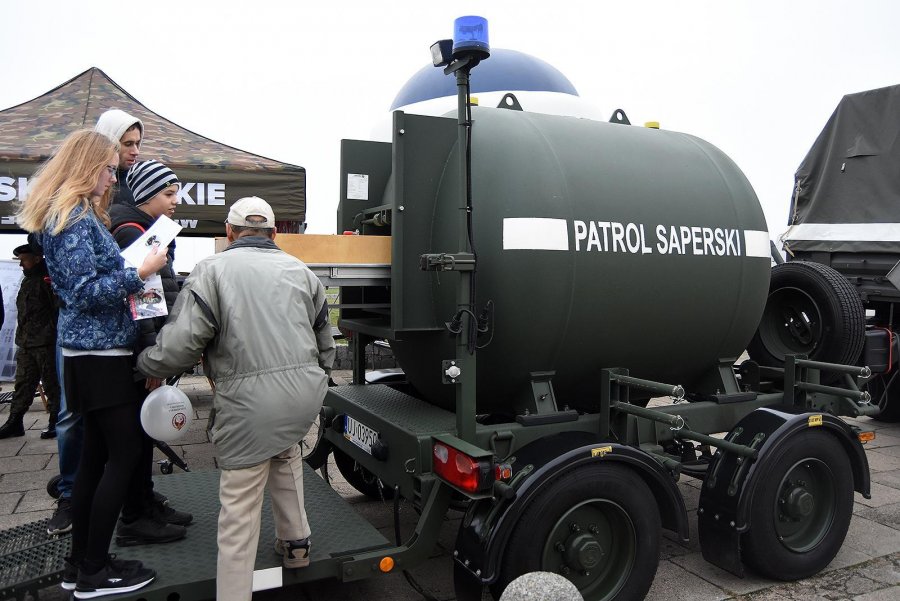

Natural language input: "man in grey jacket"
[137,196,335,601]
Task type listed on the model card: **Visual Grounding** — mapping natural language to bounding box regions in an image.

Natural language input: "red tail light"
[433,442,494,493]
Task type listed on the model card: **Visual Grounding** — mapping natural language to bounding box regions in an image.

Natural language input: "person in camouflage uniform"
[0,238,60,439]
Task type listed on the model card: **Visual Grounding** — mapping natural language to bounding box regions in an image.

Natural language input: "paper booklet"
[120,215,183,321]
[128,273,167,320]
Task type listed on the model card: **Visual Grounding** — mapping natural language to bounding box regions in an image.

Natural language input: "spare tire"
[747,261,864,369]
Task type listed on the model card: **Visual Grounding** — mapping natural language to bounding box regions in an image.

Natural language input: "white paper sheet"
[120,215,183,268]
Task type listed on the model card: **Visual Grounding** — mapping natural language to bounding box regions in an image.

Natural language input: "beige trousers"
[215,444,311,601]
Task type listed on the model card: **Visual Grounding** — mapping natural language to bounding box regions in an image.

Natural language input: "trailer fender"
[698,406,870,577]
[453,433,688,593]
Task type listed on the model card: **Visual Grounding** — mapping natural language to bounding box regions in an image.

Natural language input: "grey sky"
[2,0,898,240]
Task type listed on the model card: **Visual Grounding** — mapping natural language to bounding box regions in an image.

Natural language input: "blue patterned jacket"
[41,206,144,350]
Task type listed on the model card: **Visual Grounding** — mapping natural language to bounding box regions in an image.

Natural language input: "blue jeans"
[55,344,83,500]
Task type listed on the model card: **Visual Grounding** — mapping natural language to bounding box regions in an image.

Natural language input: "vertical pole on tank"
[454,66,476,443]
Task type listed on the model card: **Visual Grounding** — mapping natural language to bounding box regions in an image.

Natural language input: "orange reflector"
[858,431,876,443]
[379,556,395,572]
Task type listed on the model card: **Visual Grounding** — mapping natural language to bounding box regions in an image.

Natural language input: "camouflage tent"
[0,67,305,235]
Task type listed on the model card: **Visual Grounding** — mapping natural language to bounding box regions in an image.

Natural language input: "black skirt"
[63,354,141,414]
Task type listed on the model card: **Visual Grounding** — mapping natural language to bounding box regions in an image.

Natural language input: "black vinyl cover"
[785,84,900,253]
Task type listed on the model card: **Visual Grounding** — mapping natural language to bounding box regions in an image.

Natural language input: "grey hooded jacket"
[137,237,335,469]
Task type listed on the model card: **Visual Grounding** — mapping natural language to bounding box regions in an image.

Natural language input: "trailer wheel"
[866,372,900,422]
[742,429,853,580]
[492,464,659,601]
[333,448,395,500]
[748,261,864,370]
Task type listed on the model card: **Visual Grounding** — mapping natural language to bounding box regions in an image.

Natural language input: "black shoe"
[48,497,73,535]
[61,557,79,591]
[115,515,186,546]
[106,554,143,573]
[40,425,57,439]
[149,497,193,526]
[74,560,155,599]
[0,416,24,439]
[65,554,142,590]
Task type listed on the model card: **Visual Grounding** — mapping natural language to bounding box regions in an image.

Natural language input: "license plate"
[344,415,378,455]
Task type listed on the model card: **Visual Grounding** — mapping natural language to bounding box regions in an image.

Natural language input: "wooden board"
[214,234,391,265]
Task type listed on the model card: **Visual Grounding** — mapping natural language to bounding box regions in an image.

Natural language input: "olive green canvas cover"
[783,84,900,253]
[0,68,305,235]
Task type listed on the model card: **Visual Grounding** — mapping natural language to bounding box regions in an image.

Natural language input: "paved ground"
[1,372,899,600]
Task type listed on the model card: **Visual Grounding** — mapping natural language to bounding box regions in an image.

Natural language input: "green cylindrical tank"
[389,107,770,413]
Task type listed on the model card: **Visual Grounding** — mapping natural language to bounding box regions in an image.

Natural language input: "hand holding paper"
[120,215,182,321]
[138,243,168,280]
[120,214,182,268]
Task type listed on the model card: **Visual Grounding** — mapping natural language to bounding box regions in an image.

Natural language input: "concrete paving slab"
[855,555,900,586]
[0,507,52,530]
[793,562,894,599]
[670,551,773,595]
[854,501,900,532]
[178,443,219,471]
[659,531,693,560]
[854,585,900,601]
[865,449,900,472]
[0,491,22,515]
[843,515,900,557]
[825,541,885,571]
[739,591,795,601]
[855,481,900,508]
[872,470,900,490]
[645,559,730,601]
[863,432,900,450]
[19,436,58,455]
[678,481,701,511]
[869,444,900,459]
[0,466,60,493]
[0,436,26,458]
[0,452,52,474]
[15,487,56,512]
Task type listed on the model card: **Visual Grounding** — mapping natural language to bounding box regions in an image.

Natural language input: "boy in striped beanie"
[126,160,179,209]
[103,160,193,549]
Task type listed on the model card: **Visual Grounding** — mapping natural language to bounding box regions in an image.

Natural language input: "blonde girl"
[17,129,165,598]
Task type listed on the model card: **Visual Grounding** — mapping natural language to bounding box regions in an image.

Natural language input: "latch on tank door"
[419,252,476,271]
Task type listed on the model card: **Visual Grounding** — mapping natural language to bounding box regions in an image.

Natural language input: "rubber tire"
[333,447,395,500]
[865,372,900,423]
[46,474,62,500]
[741,429,853,580]
[747,261,864,369]
[492,463,660,601]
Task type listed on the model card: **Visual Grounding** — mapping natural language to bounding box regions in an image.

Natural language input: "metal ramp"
[0,518,69,600]
[0,465,390,600]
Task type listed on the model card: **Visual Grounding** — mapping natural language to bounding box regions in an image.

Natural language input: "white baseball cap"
[226,196,275,228]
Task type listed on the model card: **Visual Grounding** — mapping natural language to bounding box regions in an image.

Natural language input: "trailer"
[0,18,880,601]
[755,84,900,423]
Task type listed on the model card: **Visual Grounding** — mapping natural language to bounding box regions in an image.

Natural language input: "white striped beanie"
[126,160,179,206]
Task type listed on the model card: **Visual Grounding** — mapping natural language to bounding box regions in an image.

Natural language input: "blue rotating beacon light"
[452,16,490,61]
[431,15,490,69]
